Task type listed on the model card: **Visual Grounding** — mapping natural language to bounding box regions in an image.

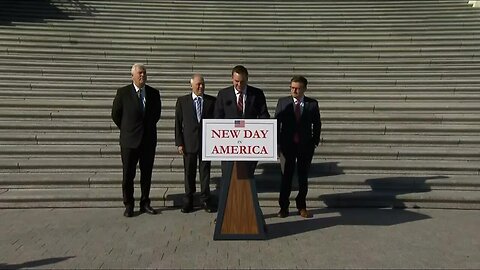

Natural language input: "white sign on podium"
[202,119,277,161]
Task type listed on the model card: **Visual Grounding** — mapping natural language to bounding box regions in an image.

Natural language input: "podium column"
[213,161,266,240]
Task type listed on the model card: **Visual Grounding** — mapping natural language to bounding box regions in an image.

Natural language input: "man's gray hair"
[190,73,204,85]
[131,63,146,75]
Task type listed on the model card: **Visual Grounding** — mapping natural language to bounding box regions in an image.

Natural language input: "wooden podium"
[213,161,267,240]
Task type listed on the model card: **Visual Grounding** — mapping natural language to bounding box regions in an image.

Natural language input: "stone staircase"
[0,0,479,209]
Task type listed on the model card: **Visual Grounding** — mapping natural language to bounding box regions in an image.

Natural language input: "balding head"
[190,73,205,96]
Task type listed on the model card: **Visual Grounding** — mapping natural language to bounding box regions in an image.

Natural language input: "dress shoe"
[181,204,193,213]
[123,207,133,218]
[298,208,312,218]
[202,202,217,213]
[277,208,289,218]
[140,205,157,215]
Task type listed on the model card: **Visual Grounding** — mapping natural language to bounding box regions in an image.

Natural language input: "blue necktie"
[196,97,202,122]
[138,89,144,112]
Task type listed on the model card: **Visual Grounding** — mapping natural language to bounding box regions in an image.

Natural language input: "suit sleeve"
[312,101,321,147]
[257,90,270,119]
[154,89,162,124]
[111,88,122,129]
[174,98,184,147]
[214,90,225,119]
[274,99,283,144]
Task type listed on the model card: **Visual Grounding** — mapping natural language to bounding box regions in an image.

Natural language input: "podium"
[201,119,277,241]
[213,161,266,240]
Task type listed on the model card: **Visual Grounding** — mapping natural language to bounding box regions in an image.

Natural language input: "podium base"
[213,161,267,240]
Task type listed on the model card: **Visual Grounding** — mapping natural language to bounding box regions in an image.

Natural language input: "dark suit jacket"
[111,83,161,148]
[275,96,321,153]
[175,93,216,154]
[214,85,270,119]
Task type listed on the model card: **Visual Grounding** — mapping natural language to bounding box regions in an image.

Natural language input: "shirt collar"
[293,96,304,104]
[192,93,202,100]
[133,83,143,92]
[235,86,247,95]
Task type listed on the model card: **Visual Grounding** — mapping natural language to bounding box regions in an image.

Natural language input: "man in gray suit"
[175,74,217,213]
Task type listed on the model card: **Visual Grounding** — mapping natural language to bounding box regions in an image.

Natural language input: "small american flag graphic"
[234,120,245,128]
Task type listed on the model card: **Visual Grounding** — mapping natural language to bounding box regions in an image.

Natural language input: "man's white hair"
[131,63,146,75]
[190,73,204,85]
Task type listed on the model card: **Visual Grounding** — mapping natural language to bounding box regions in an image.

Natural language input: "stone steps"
[0,0,479,208]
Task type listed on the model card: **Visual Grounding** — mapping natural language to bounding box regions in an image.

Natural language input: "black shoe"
[124,206,133,217]
[202,202,217,213]
[140,205,157,215]
[181,204,193,213]
[277,208,289,218]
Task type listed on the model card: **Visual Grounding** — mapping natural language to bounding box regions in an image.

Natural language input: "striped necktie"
[195,96,202,122]
[137,89,144,112]
[237,91,243,114]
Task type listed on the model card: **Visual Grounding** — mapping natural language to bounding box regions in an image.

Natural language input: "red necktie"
[237,91,243,114]
[295,101,301,122]
[293,101,301,144]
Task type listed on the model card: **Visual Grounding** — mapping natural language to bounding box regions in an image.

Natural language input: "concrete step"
[3,91,480,103]
[5,20,480,32]
[0,25,480,41]
[1,132,478,147]
[5,9,478,22]
[2,122,480,137]
[1,107,478,120]
[2,53,479,67]
[0,145,479,161]
[4,8,479,23]
[3,81,480,95]
[3,46,480,59]
[3,38,480,52]
[2,110,480,124]
[1,99,479,112]
[1,186,478,209]
[0,88,480,101]
[3,74,480,88]
[1,120,480,135]
[0,157,478,175]
[2,53,480,71]
[2,60,480,73]
[4,66,480,79]
[2,172,478,191]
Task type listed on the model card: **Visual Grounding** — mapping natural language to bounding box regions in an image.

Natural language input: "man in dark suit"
[175,74,217,213]
[111,63,161,217]
[214,65,270,177]
[275,75,321,219]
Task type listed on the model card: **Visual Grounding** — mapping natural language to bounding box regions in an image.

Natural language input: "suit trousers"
[279,147,314,210]
[183,152,211,205]
[121,143,156,208]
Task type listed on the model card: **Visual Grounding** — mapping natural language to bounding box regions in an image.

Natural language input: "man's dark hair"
[231,65,248,77]
[291,75,308,87]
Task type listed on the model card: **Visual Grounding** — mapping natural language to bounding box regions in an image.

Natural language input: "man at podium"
[214,65,270,177]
